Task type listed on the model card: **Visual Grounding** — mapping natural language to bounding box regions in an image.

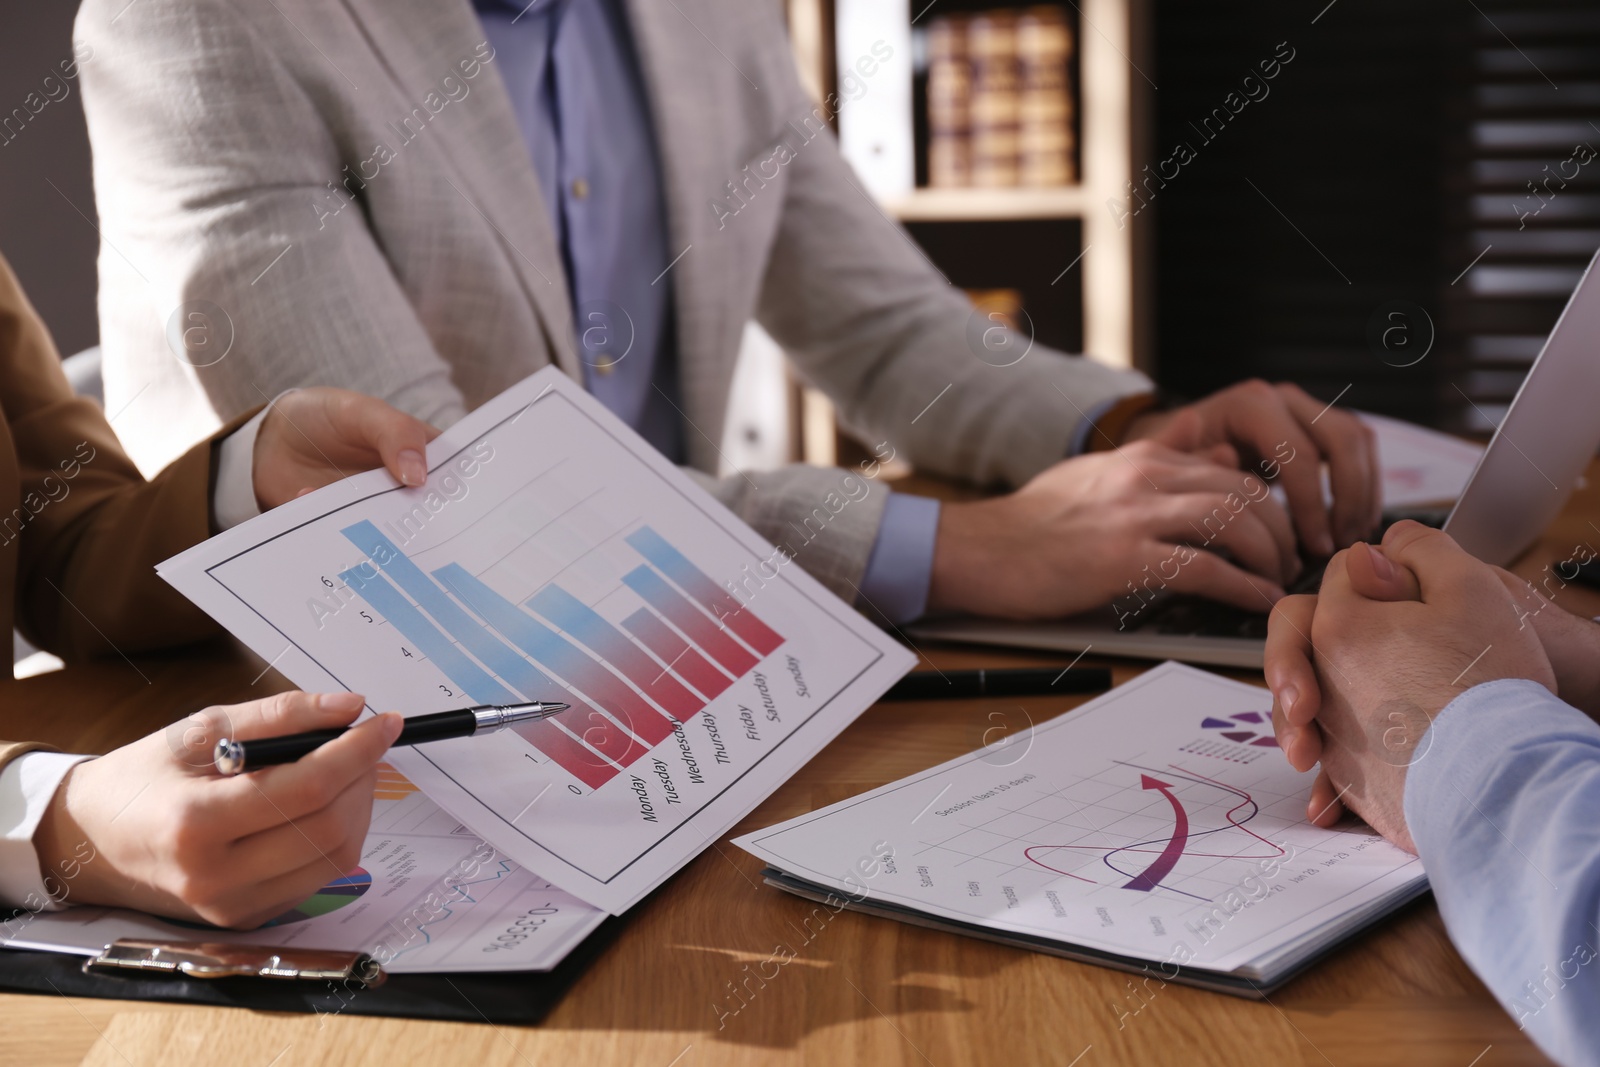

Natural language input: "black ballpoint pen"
[880,667,1112,701]
[212,701,571,776]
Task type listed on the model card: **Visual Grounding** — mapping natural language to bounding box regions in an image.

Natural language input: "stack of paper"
[737,662,1427,996]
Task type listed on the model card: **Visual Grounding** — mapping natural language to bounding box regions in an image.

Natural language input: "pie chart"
[1199,711,1278,748]
[265,868,372,927]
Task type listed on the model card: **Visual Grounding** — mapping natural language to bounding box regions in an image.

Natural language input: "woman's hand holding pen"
[33,692,401,929]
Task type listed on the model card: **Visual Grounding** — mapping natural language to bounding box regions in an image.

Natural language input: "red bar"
[527,585,704,722]
[565,706,651,769]
[512,718,618,790]
[574,672,676,747]
[436,565,677,747]
[621,565,758,676]
[720,605,783,656]
[621,607,734,699]
[623,526,785,655]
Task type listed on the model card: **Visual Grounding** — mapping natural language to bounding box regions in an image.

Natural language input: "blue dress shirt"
[473,0,942,622]
[474,0,684,460]
[1406,678,1600,1067]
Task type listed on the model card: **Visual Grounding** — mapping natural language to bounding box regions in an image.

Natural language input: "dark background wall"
[1148,0,1600,432]
[1148,0,1454,425]
[0,4,100,358]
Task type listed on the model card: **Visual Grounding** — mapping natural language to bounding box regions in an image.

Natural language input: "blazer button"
[571,177,590,200]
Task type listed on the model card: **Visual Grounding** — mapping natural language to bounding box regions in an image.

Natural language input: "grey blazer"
[75,0,1149,601]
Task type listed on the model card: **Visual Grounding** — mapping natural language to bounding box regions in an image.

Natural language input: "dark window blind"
[1438,2,1600,432]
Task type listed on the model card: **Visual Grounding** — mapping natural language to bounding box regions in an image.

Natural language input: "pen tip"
[546,702,570,712]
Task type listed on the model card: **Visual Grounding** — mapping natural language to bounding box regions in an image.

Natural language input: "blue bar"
[525,584,701,719]
[619,565,759,675]
[433,563,676,745]
[340,520,562,699]
[338,561,516,706]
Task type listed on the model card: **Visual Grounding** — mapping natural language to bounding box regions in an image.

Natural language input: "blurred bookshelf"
[759,0,1600,464]
[777,0,1153,465]
[883,185,1091,220]
[786,0,1151,373]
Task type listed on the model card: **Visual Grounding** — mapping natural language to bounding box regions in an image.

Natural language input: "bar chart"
[337,519,786,791]
[168,370,913,911]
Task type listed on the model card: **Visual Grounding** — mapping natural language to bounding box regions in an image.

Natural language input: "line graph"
[1019,761,1287,902]
[387,858,520,963]
[738,662,1426,978]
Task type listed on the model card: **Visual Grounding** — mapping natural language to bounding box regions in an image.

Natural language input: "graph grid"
[912,759,1335,908]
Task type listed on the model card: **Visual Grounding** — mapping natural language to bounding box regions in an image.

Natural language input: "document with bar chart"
[160,368,915,913]
[737,662,1427,995]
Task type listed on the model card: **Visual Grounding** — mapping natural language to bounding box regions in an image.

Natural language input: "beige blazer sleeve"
[0,252,256,770]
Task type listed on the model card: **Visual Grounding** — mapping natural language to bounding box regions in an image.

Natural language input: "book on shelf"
[1018,6,1075,187]
[927,16,972,188]
[969,10,1022,187]
[926,5,1077,192]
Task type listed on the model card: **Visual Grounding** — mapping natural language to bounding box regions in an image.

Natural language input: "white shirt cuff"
[212,405,273,531]
[0,752,94,914]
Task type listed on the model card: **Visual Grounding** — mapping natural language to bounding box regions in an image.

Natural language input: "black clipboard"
[0,915,626,1024]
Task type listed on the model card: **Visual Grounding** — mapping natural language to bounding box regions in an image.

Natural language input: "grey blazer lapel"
[338,0,581,377]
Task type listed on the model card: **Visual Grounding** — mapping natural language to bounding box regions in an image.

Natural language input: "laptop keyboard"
[1126,507,1448,640]
[1129,569,1321,639]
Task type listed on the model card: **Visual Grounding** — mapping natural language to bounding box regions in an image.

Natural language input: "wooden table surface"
[8,465,1600,1067]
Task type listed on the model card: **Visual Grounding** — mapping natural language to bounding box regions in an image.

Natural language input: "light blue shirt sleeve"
[1405,678,1600,1067]
[857,391,1116,626]
[856,493,940,626]
[1065,395,1125,456]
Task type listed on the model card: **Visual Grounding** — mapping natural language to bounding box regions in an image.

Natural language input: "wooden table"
[8,466,1600,1067]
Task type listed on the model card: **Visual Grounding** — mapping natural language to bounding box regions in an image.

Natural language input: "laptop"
[911,245,1600,669]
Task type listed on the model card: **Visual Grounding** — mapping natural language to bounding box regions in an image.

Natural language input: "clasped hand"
[1265,521,1600,851]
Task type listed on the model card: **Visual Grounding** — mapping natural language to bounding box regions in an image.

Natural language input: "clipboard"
[0,916,626,1024]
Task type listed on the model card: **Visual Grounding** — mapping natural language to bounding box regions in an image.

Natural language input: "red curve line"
[1167,763,1285,858]
[1021,846,1099,883]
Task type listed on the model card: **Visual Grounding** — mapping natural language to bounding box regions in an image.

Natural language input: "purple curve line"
[1121,775,1190,893]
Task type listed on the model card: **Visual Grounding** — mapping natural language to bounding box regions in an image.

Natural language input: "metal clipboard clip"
[83,939,386,988]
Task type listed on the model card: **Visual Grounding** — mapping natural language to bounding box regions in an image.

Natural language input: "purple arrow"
[1122,774,1190,893]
